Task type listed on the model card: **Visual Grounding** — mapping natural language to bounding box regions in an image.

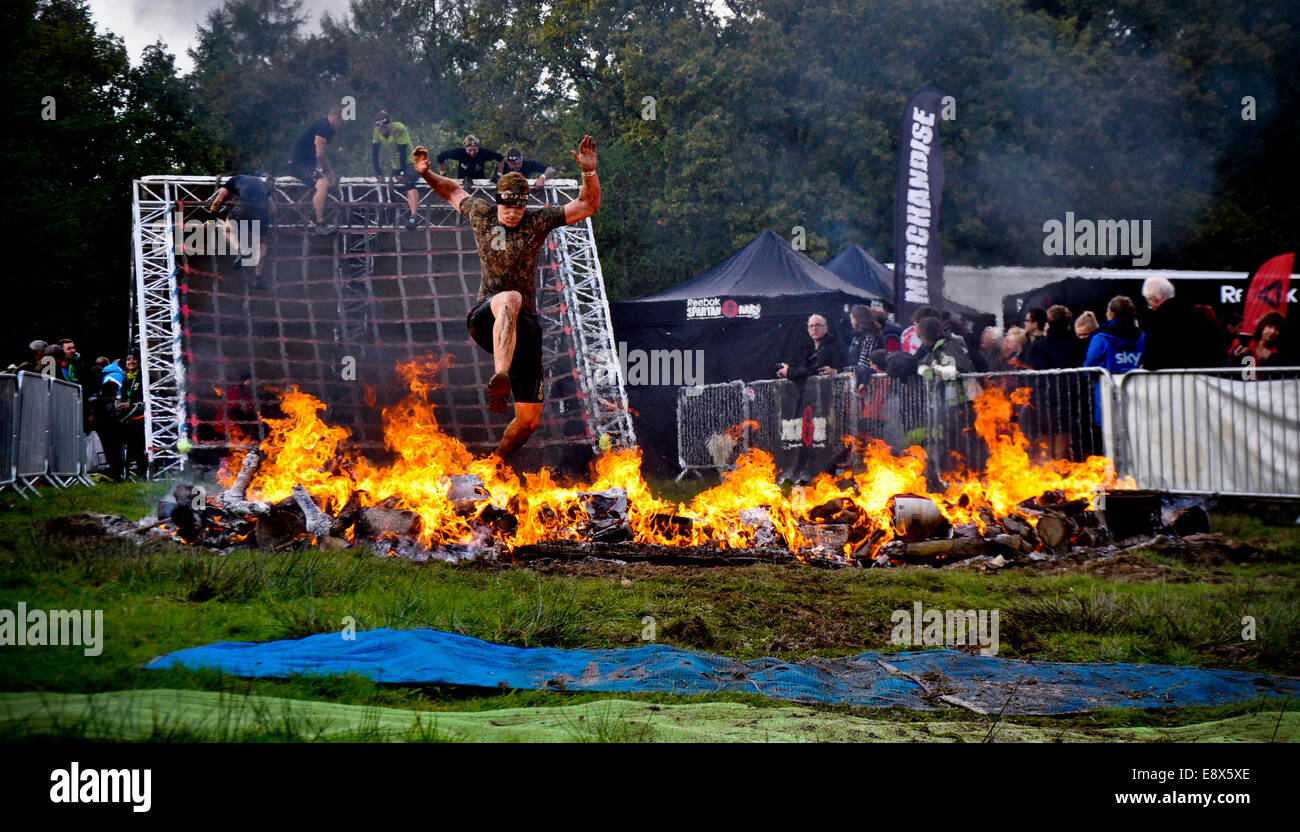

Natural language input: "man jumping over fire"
[412,135,601,460]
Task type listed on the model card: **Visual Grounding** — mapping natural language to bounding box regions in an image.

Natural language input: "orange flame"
[223,359,1130,560]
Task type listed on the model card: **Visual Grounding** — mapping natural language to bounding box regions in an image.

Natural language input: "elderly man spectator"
[778,314,845,381]
[1140,277,1218,369]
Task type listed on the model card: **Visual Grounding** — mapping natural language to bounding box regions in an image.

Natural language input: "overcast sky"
[87,0,354,73]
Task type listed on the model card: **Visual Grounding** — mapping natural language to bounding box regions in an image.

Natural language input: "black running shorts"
[466,298,544,404]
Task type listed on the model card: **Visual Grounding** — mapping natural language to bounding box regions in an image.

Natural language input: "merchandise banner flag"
[893,86,947,322]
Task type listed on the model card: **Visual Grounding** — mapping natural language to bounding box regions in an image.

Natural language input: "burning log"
[889,495,952,541]
[292,485,332,539]
[1000,513,1036,545]
[330,491,365,535]
[220,451,272,517]
[1034,512,1075,553]
[648,512,695,539]
[356,507,421,539]
[976,506,1003,535]
[255,504,307,550]
[878,535,1021,562]
[808,497,861,526]
[478,504,518,535]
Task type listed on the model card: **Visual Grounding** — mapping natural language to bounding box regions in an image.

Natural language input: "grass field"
[1,481,1297,742]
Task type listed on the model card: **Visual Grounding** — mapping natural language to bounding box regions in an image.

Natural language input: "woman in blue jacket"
[1083,296,1145,425]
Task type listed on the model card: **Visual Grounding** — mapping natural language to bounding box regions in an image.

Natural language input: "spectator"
[119,353,146,479]
[900,305,940,354]
[56,338,81,383]
[844,305,884,383]
[856,348,892,450]
[288,107,344,235]
[1140,277,1219,369]
[16,339,47,373]
[1217,311,1244,361]
[1075,310,1099,342]
[875,307,903,352]
[777,314,845,380]
[437,135,504,188]
[93,357,126,481]
[494,146,556,192]
[1084,296,1145,425]
[1027,305,1083,459]
[371,110,422,231]
[1000,327,1032,371]
[1023,307,1047,343]
[978,327,1004,372]
[1029,305,1084,370]
[915,317,973,372]
[1230,311,1291,368]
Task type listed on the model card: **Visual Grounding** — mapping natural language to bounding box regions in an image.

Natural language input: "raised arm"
[564,135,600,225]
[414,146,469,211]
[209,186,231,212]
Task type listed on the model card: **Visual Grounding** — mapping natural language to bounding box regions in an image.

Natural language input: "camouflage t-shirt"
[459,197,567,317]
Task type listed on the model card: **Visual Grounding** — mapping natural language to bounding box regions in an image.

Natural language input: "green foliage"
[6,0,1299,352]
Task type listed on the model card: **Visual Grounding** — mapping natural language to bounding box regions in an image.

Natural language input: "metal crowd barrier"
[675,374,856,479]
[1115,366,1300,499]
[676,380,748,476]
[3,371,95,499]
[49,377,91,487]
[0,374,15,493]
[675,365,1300,498]
[914,368,1115,476]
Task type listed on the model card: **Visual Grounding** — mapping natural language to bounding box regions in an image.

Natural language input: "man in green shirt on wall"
[372,110,422,230]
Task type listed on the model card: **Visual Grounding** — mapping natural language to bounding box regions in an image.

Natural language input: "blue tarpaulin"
[147,629,1300,715]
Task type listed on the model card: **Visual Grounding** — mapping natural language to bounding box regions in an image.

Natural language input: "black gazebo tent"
[610,230,879,473]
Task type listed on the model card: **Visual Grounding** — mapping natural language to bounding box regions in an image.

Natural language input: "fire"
[218,358,1131,561]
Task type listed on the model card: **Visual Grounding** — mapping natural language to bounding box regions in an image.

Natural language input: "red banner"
[1241,252,1294,334]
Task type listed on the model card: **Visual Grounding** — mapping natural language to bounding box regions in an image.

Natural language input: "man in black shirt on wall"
[494,147,557,191]
[210,175,273,288]
[288,107,344,234]
[436,135,504,189]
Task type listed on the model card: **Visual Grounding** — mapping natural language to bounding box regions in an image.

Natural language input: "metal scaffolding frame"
[131,174,633,474]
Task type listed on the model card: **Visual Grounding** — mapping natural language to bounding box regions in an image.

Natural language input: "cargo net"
[178,185,587,468]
